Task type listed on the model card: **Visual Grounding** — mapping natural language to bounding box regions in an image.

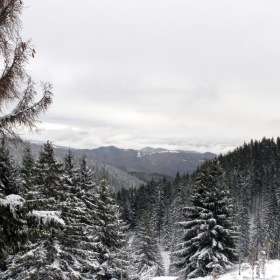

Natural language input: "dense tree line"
[2,137,280,279]
[0,141,128,279]
[117,137,280,278]
[218,137,280,259]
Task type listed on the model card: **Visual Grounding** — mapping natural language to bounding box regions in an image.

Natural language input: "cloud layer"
[20,0,280,154]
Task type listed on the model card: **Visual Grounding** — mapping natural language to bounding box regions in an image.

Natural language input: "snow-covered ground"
[152,259,280,280]
[159,243,171,275]
[217,259,280,280]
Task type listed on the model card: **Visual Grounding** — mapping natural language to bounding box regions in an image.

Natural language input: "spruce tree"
[63,149,79,188]
[2,141,69,279]
[0,143,20,196]
[172,161,237,279]
[35,141,65,200]
[0,143,27,271]
[130,211,165,279]
[20,144,37,200]
[91,177,128,279]
[78,154,95,192]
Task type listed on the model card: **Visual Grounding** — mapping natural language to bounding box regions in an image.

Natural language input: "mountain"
[7,141,146,191]
[72,146,216,177]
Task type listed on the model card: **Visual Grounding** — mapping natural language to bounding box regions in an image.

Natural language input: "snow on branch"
[0,194,25,215]
[28,210,65,226]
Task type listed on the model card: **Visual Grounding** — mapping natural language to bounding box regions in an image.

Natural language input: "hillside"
[72,146,216,177]
[7,141,146,191]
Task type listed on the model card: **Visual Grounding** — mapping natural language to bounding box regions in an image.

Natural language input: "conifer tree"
[91,177,128,279]
[172,161,237,279]
[0,0,53,141]
[154,180,165,242]
[0,143,28,271]
[20,144,37,199]
[235,170,251,257]
[0,143,20,196]
[263,182,280,259]
[3,142,99,279]
[162,178,173,250]
[251,210,264,251]
[130,211,165,279]
[78,154,95,192]
[35,141,65,200]
[63,149,79,192]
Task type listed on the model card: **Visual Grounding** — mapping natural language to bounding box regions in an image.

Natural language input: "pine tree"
[78,154,95,192]
[0,143,20,196]
[2,142,99,279]
[162,178,173,250]
[35,141,65,200]
[263,182,279,258]
[0,143,28,271]
[63,149,80,192]
[236,170,251,257]
[251,210,264,251]
[20,144,37,200]
[91,177,128,279]
[154,180,165,242]
[171,161,237,279]
[130,211,165,279]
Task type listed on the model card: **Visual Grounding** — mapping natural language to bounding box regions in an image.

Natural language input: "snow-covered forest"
[1,1,280,279]
[1,137,280,279]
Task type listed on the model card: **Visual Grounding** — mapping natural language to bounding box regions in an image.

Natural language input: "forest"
[1,1,280,279]
[0,137,280,279]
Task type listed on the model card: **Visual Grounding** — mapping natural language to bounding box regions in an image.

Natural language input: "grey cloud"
[19,0,280,154]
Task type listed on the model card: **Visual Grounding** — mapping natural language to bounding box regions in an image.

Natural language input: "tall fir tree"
[20,144,37,200]
[35,141,65,200]
[91,177,128,279]
[78,154,95,192]
[0,143,28,271]
[171,161,237,279]
[130,211,165,279]
[63,149,79,190]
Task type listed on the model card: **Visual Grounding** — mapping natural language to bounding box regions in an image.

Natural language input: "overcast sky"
[20,0,280,154]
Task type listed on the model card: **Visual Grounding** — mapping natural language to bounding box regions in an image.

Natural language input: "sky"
[19,0,280,154]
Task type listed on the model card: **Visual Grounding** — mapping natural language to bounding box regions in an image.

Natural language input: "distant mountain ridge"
[73,145,216,177]
[7,141,146,191]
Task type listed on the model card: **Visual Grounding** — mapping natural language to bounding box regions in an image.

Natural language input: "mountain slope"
[7,141,146,191]
[73,146,216,177]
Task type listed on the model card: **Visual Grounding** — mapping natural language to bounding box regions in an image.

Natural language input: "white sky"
[20,0,280,154]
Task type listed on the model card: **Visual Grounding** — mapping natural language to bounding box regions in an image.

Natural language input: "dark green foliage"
[78,154,95,192]
[0,144,20,196]
[20,144,37,200]
[172,161,237,279]
[131,211,165,278]
[63,149,79,189]
[218,137,280,257]
[35,141,65,200]
[91,178,128,279]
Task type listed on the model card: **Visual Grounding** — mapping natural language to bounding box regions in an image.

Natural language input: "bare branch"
[0,0,53,141]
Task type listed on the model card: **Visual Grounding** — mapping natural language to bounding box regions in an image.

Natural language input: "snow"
[156,243,280,280]
[28,210,65,226]
[0,194,25,216]
[159,242,171,275]
[153,259,280,280]
[0,194,25,208]
[152,276,178,280]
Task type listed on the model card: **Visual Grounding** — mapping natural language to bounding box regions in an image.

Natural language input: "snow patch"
[28,210,65,226]
[0,194,25,215]
[0,194,25,208]
[184,259,280,280]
